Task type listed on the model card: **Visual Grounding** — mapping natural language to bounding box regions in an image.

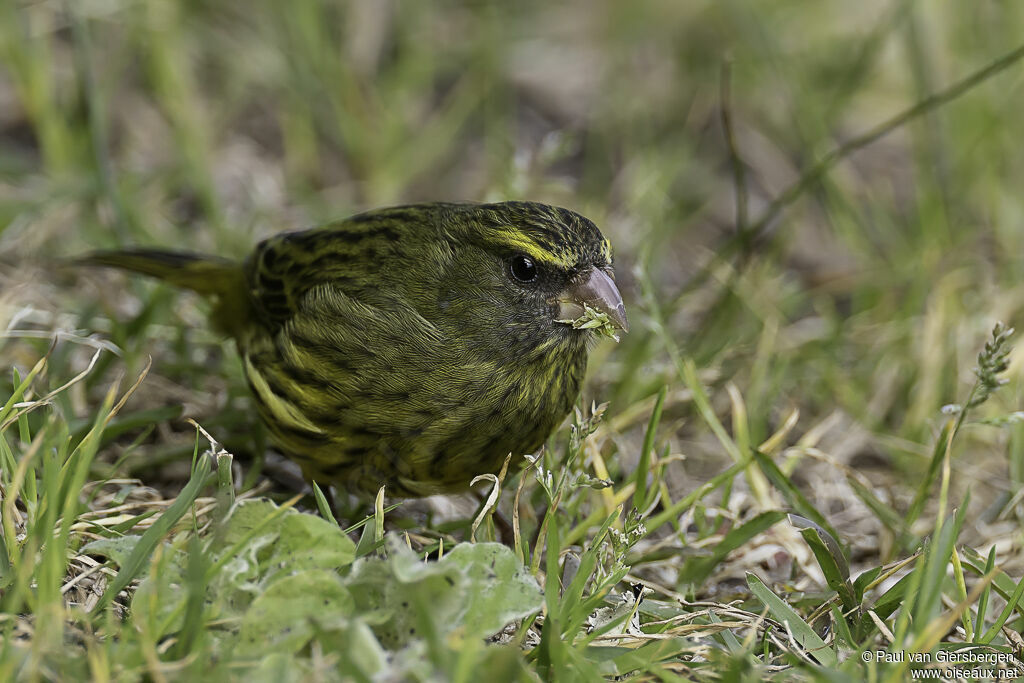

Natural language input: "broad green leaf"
[237,569,354,656]
[440,542,544,636]
[263,508,357,579]
[347,538,468,649]
[309,617,388,677]
[346,536,542,648]
[247,654,310,683]
[210,498,357,610]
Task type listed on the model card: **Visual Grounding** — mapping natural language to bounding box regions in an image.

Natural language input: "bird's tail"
[80,249,241,294]
[79,248,251,335]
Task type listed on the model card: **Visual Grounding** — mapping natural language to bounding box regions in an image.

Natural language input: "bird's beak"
[556,268,629,333]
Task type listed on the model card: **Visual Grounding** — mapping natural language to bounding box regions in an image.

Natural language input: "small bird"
[82,201,627,497]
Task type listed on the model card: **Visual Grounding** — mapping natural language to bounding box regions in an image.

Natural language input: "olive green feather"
[81,201,625,497]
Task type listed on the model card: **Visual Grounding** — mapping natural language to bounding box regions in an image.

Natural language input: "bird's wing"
[243,206,442,331]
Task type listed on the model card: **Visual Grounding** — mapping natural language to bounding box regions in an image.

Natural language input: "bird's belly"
[399,353,587,494]
[242,338,586,497]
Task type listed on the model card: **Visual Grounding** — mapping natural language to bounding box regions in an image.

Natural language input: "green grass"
[3,1,1024,679]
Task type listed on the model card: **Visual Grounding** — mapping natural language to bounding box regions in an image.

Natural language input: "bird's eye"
[509,255,538,283]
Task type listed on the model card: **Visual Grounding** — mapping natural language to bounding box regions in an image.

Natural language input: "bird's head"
[430,201,627,359]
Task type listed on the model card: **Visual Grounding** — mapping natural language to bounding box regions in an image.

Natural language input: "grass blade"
[746,572,837,667]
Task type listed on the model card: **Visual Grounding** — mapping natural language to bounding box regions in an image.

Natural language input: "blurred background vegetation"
[2,0,1024,675]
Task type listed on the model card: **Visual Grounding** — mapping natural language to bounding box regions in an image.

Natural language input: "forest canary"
[83,201,627,497]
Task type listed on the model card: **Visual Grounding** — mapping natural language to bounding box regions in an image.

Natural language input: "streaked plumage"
[83,201,626,497]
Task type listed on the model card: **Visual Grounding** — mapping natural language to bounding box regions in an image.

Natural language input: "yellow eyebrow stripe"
[492,231,573,267]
